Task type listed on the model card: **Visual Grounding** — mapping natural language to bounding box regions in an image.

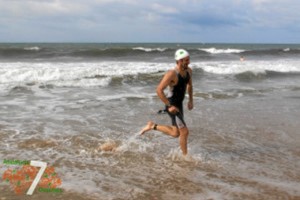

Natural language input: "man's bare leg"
[140,121,188,155]
[140,121,179,137]
[179,127,189,155]
[140,121,155,135]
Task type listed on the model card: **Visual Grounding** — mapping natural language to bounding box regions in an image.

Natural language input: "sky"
[0,0,300,43]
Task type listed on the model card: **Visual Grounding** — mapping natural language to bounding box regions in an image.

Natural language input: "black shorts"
[166,104,186,129]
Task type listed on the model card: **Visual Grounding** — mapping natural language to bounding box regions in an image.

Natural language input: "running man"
[140,49,193,155]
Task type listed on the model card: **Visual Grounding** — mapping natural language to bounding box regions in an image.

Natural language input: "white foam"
[61,172,102,196]
[96,92,154,101]
[24,46,40,51]
[52,77,111,88]
[133,47,167,52]
[250,176,300,195]
[191,191,223,200]
[167,148,209,165]
[116,134,154,153]
[199,47,245,54]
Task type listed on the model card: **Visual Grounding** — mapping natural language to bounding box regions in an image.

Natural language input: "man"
[140,49,193,155]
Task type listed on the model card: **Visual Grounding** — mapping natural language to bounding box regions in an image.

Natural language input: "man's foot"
[140,121,155,135]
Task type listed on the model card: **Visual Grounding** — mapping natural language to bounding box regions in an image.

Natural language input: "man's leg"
[178,127,189,155]
[140,105,189,154]
[140,121,179,137]
[140,122,189,155]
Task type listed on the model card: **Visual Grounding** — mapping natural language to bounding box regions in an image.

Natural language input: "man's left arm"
[187,68,193,110]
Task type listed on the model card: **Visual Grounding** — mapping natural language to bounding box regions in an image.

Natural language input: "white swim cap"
[175,49,189,60]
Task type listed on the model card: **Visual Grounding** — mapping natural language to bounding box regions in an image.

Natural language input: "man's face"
[179,56,190,71]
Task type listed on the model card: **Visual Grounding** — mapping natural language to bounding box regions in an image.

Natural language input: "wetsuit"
[166,70,190,128]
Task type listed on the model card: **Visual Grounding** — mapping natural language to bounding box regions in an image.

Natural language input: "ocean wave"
[69,48,175,61]
[194,87,274,100]
[1,44,300,61]
[9,86,34,94]
[95,93,153,102]
[0,62,172,89]
[234,71,267,81]
[264,70,300,77]
[243,48,300,57]
[0,48,40,58]
[198,47,300,57]
[194,91,242,100]
[235,70,300,82]
[196,60,300,75]
[1,59,300,90]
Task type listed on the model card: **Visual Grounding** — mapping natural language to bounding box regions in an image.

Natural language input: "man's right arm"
[156,70,174,106]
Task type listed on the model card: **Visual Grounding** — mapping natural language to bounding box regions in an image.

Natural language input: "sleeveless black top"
[167,70,190,107]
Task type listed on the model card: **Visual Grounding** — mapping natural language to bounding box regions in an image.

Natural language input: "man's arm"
[187,68,193,110]
[156,70,175,106]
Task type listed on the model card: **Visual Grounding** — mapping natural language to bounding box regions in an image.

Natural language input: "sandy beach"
[1,43,300,199]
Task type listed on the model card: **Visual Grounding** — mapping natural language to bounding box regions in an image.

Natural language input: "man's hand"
[187,101,193,110]
[168,105,179,114]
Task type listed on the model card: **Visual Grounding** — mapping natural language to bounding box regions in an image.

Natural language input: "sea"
[0,43,299,200]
